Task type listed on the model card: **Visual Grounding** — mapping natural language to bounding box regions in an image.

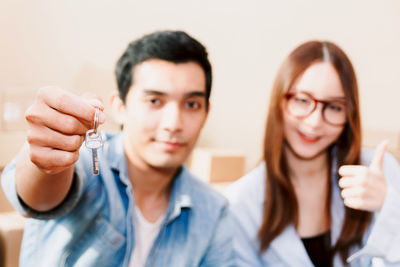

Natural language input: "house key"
[85,108,103,175]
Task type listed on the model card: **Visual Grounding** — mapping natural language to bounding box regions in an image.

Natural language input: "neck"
[128,162,177,199]
[284,145,332,236]
[122,134,178,201]
[284,145,329,185]
[124,151,179,223]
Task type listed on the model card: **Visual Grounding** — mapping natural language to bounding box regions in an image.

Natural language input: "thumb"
[369,140,388,172]
[82,92,104,110]
[81,92,106,125]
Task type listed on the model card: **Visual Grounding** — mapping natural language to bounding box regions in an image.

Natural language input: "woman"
[225,41,400,266]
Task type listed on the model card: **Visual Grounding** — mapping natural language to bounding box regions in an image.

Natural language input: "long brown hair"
[258,41,371,263]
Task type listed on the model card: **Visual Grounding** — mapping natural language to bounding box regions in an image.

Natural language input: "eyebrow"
[184,91,206,98]
[322,96,346,102]
[294,89,346,101]
[143,89,206,98]
[143,90,165,96]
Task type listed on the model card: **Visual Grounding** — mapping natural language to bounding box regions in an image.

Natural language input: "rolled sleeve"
[348,185,400,263]
[348,153,400,264]
[1,156,87,220]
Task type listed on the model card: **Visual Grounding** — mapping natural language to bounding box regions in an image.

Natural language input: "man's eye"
[185,101,201,109]
[148,98,162,106]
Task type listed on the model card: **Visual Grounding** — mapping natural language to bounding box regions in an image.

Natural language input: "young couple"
[2,30,399,267]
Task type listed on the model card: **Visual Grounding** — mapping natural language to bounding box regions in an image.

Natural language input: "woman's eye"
[294,97,310,104]
[328,104,343,112]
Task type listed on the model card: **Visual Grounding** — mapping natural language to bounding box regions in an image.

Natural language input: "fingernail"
[87,98,104,110]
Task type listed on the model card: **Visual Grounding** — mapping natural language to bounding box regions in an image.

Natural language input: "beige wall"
[1,0,399,170]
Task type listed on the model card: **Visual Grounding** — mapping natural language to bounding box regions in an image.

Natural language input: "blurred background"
[0,2,399,266]
[0,0,399,171]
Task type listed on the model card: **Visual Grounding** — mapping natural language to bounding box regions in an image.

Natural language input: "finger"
[27,124,85,152]
[338,165,367,177]
[343,197,364,210]
[338,176,366,188]
[341,186,369,199]
[369,140,388,172]
[26,103,91,135]
[343,197,377,211]
[81,93,107,125]
[81,92,104,105]
[29,145,79,172]
[37,86,105,125]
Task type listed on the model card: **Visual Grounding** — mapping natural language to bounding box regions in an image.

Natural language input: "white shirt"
[225,148,400,266]
[129,206,165,267]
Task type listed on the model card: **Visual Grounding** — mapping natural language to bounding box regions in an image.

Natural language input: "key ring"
[93,108,99,134]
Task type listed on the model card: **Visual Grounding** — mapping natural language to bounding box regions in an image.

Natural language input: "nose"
[303,103,324,127]
[160,103,183,133]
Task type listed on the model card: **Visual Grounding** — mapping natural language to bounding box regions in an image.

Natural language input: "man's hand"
[15,86,106,211]
[25,86,105,174]
[338,141,388,212]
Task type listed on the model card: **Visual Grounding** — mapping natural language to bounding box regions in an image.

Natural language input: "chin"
[143,146,192,170]
[289,144,326,161]
[147,156,185,170]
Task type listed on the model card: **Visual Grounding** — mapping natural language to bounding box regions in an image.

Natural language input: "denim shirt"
[225,148,400,267]
[1,133,235,267]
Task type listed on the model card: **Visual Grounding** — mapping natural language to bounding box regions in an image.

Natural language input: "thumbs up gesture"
[338,141,388,211]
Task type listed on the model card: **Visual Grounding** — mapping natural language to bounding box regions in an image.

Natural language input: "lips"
[153,139,186,151]
[298,131,321,143]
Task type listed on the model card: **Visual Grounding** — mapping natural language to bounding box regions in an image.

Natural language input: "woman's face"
[282,62,346,160]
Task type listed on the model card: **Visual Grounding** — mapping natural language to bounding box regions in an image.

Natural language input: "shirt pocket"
[64,216,126,267]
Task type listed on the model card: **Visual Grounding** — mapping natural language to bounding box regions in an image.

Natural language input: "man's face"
[119,59,208,171]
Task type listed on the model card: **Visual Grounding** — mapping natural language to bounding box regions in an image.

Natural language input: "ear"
[110,91,126,125]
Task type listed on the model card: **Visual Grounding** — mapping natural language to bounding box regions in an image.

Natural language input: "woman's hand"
[338,141,388,212]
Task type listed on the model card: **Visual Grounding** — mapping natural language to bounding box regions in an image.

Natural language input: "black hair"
[115,30,212,108]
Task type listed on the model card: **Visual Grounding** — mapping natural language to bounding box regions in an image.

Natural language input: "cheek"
[282,113,297,136]
[327,126,344,141]
[184,114,206,138]
[141,116,159,132]
[126,107,158,131]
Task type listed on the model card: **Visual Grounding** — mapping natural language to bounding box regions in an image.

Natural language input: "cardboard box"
[363,128,398,149]
[398,131,400,151]
[0,170,15,213]
[0,188,14,214]
[0,212,25,267]
[189,148,245,183]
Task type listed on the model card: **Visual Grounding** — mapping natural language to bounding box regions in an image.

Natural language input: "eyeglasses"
[284,92,347,126]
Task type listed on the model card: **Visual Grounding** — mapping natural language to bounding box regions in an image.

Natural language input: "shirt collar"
[266,146,345,264]
[164,166,193,224]
[268,225,314,266]
[106,133,125,170]
[104,132,193,223]
[105,133,130,185]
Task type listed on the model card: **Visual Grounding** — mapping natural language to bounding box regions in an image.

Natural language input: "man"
[1,31,233,266]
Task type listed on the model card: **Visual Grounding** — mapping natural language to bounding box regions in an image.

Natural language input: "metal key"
[85,108,103,175]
